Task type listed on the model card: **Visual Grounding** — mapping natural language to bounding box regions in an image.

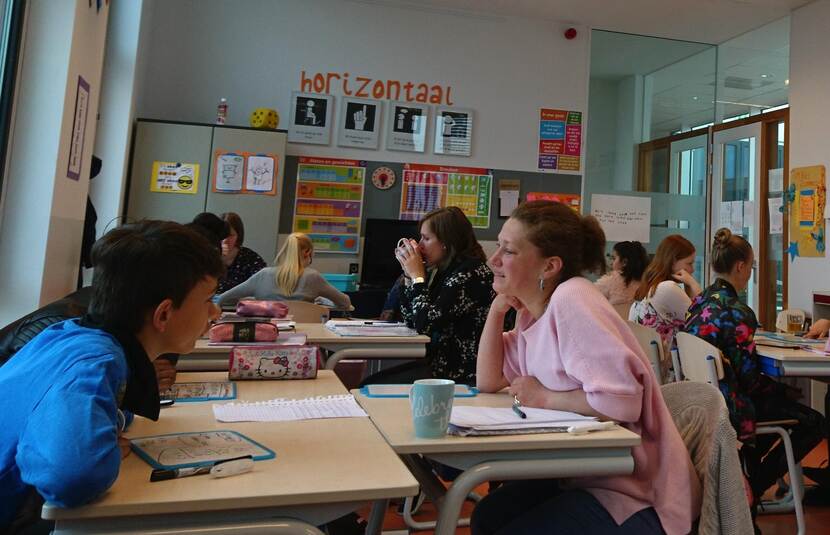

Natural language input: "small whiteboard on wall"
[590,194,651,243]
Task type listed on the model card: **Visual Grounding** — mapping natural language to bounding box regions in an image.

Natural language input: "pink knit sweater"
[502,277,701,534]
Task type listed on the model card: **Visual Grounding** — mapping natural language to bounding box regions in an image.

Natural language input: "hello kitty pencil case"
[209,321,278,343]
[228,346,318,380]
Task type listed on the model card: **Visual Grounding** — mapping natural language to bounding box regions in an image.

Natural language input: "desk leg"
[365,499,388,535]
[804,387,830,503]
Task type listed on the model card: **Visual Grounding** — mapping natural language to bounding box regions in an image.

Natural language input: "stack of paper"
[754,331,824,349]
[325,319,418,337]
[448,406,606,436]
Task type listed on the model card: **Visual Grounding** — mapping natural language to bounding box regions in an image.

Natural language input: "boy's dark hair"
[188,212,230,251]
[88,220,225,333]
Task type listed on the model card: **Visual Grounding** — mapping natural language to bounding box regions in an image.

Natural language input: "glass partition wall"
[587,19,789,322]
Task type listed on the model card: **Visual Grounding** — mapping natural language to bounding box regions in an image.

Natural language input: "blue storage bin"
[323,273,358,292]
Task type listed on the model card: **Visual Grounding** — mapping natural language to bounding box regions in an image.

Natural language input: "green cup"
[409,378,455,438]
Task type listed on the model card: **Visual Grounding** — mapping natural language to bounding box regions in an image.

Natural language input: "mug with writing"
[409,378,455,438]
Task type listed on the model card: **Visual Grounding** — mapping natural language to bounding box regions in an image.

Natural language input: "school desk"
[180,322,429,371]
[43,371,418,535]
[756,344,830,493]
[354,390,641,535]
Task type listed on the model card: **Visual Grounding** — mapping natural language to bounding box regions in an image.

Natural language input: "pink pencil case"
[236,299,289,318]
[209,321,278,343]
[228,345,318,380]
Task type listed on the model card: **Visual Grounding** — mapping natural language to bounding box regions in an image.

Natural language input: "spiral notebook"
[213,394,368,422]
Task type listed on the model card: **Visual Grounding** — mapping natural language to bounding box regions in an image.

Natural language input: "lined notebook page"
[213,394,367,422]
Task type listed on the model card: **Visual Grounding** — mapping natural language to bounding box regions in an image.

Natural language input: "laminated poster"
[538,108,582,172]
[399,164,491,228]
[150,161,199,194]
[213,151,278,195]
[293,157,366,254]
[788,165,826,258]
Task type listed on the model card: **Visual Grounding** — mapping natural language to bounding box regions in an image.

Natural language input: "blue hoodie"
[0,319,129,528]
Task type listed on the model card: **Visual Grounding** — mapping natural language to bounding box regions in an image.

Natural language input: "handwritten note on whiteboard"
[590,194,651,243]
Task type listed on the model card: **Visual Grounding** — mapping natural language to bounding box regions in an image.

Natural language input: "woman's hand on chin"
[491,294,524,315]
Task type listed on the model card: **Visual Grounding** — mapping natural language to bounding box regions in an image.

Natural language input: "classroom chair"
[661,381,754,535]
[626,321,665,384]
[284,300,330,323]
[674,332,806,535]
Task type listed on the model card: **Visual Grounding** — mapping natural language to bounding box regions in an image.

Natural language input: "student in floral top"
[630,235,701,359]
[217,212,266,294]
[684,228,824,505]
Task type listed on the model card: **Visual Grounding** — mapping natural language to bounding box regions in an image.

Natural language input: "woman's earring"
[539,278,545,291]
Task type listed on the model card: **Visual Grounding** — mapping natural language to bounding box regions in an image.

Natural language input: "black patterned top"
[400,257,495,385]
[217,246,267,294]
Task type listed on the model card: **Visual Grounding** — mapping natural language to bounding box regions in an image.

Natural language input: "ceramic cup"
[409,378,455,438]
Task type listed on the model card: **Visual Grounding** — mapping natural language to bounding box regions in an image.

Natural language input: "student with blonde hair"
[217,232,351,309]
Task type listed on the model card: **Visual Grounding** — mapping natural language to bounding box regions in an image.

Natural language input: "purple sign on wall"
[66,76,90,180]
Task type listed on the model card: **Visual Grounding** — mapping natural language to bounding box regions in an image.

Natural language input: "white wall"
[788,0,830,312]
[136,0,590,173]
[0,1,109,325]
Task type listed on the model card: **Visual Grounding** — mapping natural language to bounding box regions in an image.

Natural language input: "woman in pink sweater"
[473,201,701,535]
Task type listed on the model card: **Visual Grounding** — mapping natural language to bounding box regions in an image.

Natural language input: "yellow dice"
[249,108,279,129]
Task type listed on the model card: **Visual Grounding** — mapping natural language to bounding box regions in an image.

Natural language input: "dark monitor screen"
[360,218,421,289]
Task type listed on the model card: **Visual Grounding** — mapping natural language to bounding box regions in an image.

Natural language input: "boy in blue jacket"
[0,220,223,533]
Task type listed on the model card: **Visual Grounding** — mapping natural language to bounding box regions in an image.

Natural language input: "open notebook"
[448,406,610,436]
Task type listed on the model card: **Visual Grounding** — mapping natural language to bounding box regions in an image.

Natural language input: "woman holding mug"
[375,206,494,385]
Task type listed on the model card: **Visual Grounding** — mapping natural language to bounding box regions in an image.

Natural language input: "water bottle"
[216,97,228,125]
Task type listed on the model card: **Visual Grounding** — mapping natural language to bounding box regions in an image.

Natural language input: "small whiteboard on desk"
[590,194,651,243]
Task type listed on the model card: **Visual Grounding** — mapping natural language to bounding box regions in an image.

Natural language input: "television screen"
[360,218,421,289]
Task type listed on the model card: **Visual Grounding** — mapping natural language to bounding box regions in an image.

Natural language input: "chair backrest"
[660,381,754,534]
[626,321,664,383]
[613,302,632,320]
[675,332,724,385]
[284,300,330,323]
[775,308,807,333]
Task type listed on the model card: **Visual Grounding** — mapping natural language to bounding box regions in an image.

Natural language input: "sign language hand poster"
[337,97,381,149]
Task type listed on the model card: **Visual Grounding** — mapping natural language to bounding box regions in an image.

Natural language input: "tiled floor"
[361,441,830,534]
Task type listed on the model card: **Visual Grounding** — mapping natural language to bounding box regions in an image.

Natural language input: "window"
[0,0,25,208]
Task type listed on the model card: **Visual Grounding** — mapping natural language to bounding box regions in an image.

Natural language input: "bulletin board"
[279,156,581,241]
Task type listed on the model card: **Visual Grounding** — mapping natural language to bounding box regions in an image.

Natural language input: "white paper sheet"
[768,197,783,234]
[213,394,367,422]
[245,155,275,192]
[499,190,519,217]
[216,154,244,191]
[590,194,651,243]
[730,200,744,233]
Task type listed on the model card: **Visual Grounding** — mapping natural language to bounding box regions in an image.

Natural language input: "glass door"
[669,134,708,276]
[711,123,762,311]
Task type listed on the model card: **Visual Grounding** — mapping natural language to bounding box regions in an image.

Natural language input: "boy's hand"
[153,358,177,392]
[117,436,132,459]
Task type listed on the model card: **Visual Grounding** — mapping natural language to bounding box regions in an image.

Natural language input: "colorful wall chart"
[526,192,581,213]
[150,161,199,194]
[399,164,491,228]
[787,165,826,259]
[213,150,278,195]
[293,157,365,254]
[538,108,582,172]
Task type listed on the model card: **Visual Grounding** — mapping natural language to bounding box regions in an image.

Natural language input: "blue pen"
[512,395,527,419]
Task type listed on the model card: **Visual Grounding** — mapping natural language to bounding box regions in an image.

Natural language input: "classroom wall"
[134,0,590,174]
[0,1,109,325]
[788,0,830,313]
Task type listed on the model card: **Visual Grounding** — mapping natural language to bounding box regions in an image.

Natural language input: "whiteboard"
[590,194,651,243]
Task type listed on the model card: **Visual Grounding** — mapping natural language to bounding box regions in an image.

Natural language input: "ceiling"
[367,0,812,44]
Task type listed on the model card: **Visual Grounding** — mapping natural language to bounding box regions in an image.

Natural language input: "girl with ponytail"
[474,201,699,535]
[684,228,823,509]
[217,232,351,309]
